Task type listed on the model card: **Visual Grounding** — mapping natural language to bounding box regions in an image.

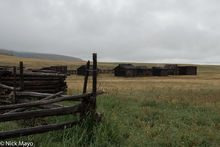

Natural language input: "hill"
[0,49,83,62]
[0,54,86,69]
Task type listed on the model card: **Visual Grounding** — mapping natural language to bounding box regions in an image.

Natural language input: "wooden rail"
[0,83,20,91]
[0,105,81,122]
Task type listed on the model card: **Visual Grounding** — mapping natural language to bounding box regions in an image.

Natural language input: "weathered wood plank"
[0,90,104,110]
[1,81,65,85]
[0,83,20,91]
[4,91,64,114]
[0,104,81,122]
[1,77,65,80]
[15,91,68,98]
[16,72,66,77]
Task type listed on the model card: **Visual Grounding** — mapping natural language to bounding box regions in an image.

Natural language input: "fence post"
[13,66,17,103]
[91,53,102,122]
[80,53,100,121]
[19,61,24,91]
[92,53,97,108]
[87,53,97,120]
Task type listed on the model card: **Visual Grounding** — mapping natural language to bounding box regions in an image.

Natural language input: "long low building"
[114,64,197,77]
[114,64,159,77]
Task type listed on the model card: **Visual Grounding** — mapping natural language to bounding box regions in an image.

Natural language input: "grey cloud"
[0,0,220,64]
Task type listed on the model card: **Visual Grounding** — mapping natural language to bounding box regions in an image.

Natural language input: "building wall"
[77,66,86,75]
[178,66,197,75]
[114,67,136,77]
[114,67,126,76]
[125,70,136,77]
[186,66,197,75]
[152,68,168,76]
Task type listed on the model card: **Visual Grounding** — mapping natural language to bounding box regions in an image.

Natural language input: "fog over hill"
[0,49,83,62]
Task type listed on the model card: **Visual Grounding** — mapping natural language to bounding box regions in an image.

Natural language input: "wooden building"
[152,67,168,76]
[98,69,114,74]
[135,66,153,76]
[113,64,197,77]
[178,66,197,75]
[145,69,153,76]
[77,65,95,76]
[164,64,179,75]
[114,64,136,77]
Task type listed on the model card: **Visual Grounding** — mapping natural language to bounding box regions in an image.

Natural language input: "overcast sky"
[0,0,220,64]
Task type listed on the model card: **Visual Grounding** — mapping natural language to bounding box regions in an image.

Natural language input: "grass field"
[0,54,220,146]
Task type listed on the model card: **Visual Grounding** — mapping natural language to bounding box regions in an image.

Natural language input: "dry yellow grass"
[67,70,220,105]
[1,54,220,104]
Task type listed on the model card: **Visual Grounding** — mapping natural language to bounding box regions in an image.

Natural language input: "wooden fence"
[0,53,104,139]
[67,69,113,76]
[98,69,114,74]
[0,63,67,94]
[67,70,77,75]
[40,66,68,75]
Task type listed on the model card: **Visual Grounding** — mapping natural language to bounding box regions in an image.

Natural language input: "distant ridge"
[0,49,83,62]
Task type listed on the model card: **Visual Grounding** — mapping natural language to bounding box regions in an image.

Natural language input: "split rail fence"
[0,53,104,139]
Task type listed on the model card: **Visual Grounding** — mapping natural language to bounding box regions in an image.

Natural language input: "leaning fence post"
[80,61,90,120]
[19,61,24,91]
[83,61,90,94]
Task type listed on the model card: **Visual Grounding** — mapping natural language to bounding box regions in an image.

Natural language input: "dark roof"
[152,66,165,69]
[78,65,100,70]
[164,64,178,69]
[117,64,136,69]
[78,65,93,69]
[178,66,197,68]
[136,66,148,70]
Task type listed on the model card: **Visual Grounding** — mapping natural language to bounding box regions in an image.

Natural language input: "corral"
[0,53,104,140]
[40,66,68,74]
[0,62,67,94]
